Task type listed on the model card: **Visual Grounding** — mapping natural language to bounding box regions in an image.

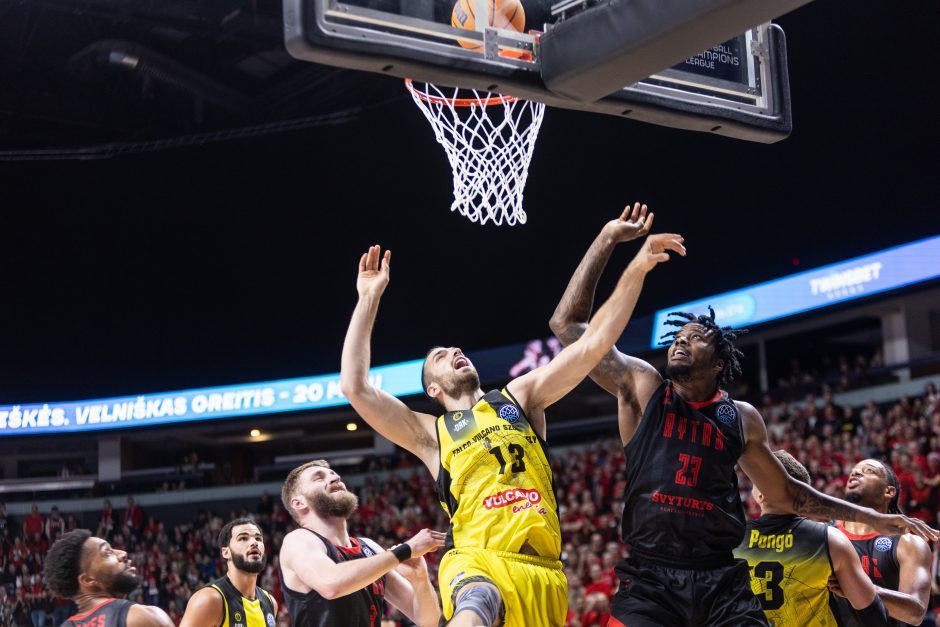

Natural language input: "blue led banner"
[651,235,940,349]
[0,360,424,436]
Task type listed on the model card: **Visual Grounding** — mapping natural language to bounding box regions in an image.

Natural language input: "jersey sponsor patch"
[361,542,375,557]
[650,490,715,514]
[483,488,541,510]
[266,613,275,626]
[444,409,478,440]
[716,403,737,424]
[497,404,520,423]
[874,536,893,552]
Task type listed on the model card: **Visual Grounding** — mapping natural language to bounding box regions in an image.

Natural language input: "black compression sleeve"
[854,594,888,627]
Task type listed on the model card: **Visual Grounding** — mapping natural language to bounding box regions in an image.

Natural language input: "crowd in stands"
[1,377,938,626]
[771,349,892,397]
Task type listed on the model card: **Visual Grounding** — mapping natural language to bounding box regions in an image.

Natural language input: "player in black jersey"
[279,460,444,627]
[831,459,933,627]
[180,518,277,627]
[44,529,173,627]
[734,450,888,626]
[550,205,939,627]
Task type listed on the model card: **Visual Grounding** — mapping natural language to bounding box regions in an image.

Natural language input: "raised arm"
[362,539,441,627]
[510,230,685,415]
[340,246,438,469]
[827,528,888,625]
[737,402,940,542]
[549,204,651,341]
[280,527,445,601]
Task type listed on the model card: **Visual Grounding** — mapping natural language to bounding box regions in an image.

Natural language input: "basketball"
[451,0,526,58]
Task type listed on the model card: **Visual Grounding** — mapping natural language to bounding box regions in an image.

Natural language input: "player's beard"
[103,569,141,597]
[309,488,359,519]
[232,552,266,574]
[843,489,876,509]
[441,368,480,398]
[664,362,694,381]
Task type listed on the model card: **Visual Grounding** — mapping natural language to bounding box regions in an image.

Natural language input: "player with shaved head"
[341,204,683,626]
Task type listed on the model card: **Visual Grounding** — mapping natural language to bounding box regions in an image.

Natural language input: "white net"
[406,80,545,226]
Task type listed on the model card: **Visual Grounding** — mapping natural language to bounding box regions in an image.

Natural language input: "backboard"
[284,0,809,142]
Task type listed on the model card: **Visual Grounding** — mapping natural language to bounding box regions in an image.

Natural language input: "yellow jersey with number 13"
[435,389,560,558]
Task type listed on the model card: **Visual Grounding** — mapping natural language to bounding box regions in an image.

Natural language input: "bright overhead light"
[346,422,358,432]
[249,429,261,438]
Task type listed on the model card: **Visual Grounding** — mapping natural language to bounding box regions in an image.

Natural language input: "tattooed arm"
[548,203,666,443]
[737,401,939,541]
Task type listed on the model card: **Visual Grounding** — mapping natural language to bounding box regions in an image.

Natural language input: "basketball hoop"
[405,79,545,226]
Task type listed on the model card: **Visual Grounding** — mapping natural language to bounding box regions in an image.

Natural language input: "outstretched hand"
[629,232,686,273]
[872,512,940,543]
[357,245,391,299]
[402,528,447,558]
[602,202,654,244]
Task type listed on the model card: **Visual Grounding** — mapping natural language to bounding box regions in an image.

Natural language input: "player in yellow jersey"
[734,451,888,626]
[340,205,686,627]
[180,518,277,627]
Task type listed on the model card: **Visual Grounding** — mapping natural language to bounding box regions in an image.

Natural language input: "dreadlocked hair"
[659,306,748,387]
[881,463,903,515]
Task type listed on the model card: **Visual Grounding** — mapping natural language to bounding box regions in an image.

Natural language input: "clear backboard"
[284,0,808,142]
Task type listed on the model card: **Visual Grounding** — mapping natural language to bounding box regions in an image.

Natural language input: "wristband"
[391,543,412,563]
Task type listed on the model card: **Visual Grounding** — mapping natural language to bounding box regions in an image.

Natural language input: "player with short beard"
[830,459,933,627]
[341,222,682,627]
[279,460,445,627]
[44,529,173,627]
[180,518,277,627]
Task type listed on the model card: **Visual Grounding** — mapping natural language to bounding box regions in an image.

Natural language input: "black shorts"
[609,557,768,627]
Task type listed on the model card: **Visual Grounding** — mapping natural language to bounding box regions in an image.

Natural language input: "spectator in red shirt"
[123,496,144,531]
[906,466,935,522]
[22,506,42,539]
[580,591,611,627]
[26,533,47,557]
[583,563,615,598]
[8,537,28,569]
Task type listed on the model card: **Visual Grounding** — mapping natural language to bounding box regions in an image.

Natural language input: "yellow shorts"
[438,547,568,626]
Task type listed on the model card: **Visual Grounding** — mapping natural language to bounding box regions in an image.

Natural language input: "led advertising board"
[0,360,424,436]
[650,235,940,348]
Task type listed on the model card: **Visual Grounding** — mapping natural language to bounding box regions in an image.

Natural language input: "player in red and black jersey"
[830,459,933,627]
[550,205,939,626]
[278,459,444,627]
[43,529,173,627]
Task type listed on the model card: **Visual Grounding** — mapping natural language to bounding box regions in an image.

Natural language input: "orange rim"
[405,78,517,107]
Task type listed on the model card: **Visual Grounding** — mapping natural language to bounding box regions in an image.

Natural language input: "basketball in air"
[451,0,526,58]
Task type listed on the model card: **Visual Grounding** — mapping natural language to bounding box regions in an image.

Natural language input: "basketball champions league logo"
[716,403,737,425]
[498,404,519,423]
[874,537,893,552]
